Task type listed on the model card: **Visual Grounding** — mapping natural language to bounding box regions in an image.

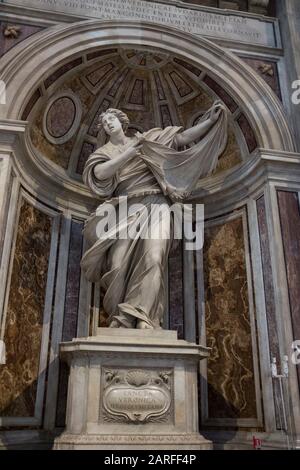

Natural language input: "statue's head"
[98,108,130,135]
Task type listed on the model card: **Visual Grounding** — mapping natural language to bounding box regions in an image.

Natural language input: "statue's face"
[102,113,123,136]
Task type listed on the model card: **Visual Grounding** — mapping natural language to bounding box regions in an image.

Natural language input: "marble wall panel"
[119,69,155,129]
[0,22,43,58]
[169,241,184,340]
[257,197,280,360]
[256,195,281,428]
[108,68,130,98]
[99,286,110,327]
[76,142,96,175]
[21,88,42,121]
[44,58,83,89]
[213,125,242,175]
[203,75,238,113]
[129,79,145,105]
[87,98,111,138]
[173,57,202,77]
[203,216,257,419]
[277,191,300,388]
[170,71,193,97]
[178,88,242,174]
[177,83,213,126]
[0,199,52,417]
[160,104,173,128]
[153,71,166,100]
[61,219,83,343]
[237,113,258,154]
[242,58,281,100]
[56,219,83,427]
[87,49,118,61]
[86,62,115,87]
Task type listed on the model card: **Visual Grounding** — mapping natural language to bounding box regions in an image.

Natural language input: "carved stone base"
[54,433,211,450]
[53,329,212,450]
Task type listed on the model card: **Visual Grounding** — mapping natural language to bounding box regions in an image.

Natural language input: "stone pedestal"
[54,329,212,450]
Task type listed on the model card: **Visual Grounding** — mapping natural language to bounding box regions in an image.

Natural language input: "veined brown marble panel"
[277,191,300,388]
[99,286,110,327]
[257,197,279,360]
[257,196,281,428]
[203,217,257,420]
[56,219,83,427]
[0,199,52,417]
[62,219,83,343]
[169,241,184,340]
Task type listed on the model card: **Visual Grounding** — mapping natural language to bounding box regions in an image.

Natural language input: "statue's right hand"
[126,138,145,158]
[126,145,142,159]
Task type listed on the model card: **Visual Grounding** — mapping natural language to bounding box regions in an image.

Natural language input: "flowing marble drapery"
[81,104,227,328]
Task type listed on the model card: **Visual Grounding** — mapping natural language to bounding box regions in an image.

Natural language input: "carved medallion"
[101,368,173,424]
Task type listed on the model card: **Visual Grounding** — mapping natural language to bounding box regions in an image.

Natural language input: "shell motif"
[126,370,150,387]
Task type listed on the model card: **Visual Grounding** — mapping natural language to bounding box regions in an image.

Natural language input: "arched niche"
[0,20,295,214]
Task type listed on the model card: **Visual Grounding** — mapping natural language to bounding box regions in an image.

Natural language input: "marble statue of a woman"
[81,102,228,329]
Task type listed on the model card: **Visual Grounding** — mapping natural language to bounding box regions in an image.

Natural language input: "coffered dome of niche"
[28,48,250,183]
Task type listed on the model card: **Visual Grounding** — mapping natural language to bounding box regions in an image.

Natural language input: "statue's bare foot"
[137,320,153,329]
[109,320,120,328]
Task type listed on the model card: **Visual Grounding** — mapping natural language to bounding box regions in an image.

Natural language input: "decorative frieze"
[2,0,278,47]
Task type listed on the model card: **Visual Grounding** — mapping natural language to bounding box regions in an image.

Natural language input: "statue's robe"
[81,104,227,328]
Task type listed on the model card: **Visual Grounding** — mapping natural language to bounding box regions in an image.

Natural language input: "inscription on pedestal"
[101,368,173,423]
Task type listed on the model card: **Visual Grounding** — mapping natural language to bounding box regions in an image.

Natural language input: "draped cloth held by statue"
[81,104,228,329]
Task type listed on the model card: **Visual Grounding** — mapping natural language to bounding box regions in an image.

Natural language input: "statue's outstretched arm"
[174,102,224,147]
